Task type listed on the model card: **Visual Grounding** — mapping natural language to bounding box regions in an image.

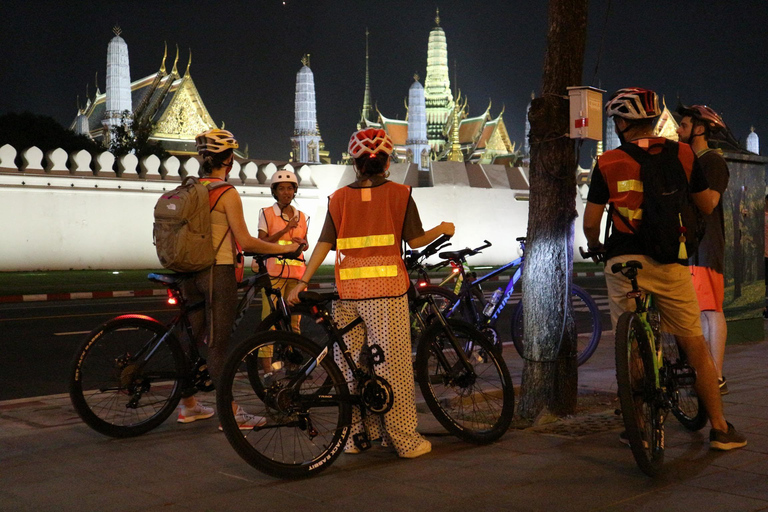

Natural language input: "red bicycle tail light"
[167,289,178,306]
[418,280,428,287]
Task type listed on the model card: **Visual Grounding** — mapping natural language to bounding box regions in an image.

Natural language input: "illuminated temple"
[360,9,518,166]
[71,27,218,156]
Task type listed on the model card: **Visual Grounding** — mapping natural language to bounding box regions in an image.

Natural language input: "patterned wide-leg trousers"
[333,295,426,455]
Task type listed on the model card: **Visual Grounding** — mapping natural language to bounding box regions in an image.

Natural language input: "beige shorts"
[604,255,703,338]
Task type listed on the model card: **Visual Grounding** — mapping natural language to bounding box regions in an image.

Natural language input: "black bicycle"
[68,250,302,438]
[408,237,602,365]
[216,286,515,479]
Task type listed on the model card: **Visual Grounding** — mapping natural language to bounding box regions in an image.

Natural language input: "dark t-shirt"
[317,175,425,249]
[587,140,709,260]
[694,150,729,272]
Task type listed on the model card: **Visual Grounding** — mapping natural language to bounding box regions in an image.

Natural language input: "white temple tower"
[424,9,454,154]
[747,126,759,155]
[103,26,132,136]
[291,55,321,164]
[406,75,430,171]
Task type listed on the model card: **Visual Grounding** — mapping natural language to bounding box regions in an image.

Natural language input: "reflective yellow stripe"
[617,206,643,220]
[278,240,293,245]
[276,257,304,266]
[339,265,399,280]
[336,234,395,251]
[617,179,643,193]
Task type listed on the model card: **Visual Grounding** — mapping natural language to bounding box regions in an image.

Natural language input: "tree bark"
[518,0,588,420]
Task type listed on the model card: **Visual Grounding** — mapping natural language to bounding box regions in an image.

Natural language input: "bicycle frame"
[451,256,524,328]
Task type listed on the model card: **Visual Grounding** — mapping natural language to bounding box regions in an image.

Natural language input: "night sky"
[2,1,766,162]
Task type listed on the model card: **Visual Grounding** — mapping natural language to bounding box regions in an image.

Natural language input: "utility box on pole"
[567,86,605,140]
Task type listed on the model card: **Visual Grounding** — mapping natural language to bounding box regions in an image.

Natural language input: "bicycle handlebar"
[404,234,452,270]
[244,243,307,263]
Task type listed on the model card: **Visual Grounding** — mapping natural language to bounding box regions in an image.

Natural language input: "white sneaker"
[177,402,215,423]
[218,406,267,431]
[399,438,431,459]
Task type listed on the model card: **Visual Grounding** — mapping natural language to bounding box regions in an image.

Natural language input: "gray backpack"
[153,176,232,272]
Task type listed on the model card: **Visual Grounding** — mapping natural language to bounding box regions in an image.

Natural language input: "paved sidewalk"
[1,330,766,512]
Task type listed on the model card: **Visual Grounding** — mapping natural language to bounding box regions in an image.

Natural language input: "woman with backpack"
[178,129,301,430]
[287,128,454,459]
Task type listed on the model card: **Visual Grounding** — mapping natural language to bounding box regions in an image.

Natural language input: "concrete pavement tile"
[724,402,768,420]
[687,468,768,502]
[599,485,768,512]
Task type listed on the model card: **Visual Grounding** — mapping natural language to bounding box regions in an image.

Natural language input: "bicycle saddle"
[298,291,339,306]
[147,273,193,286]
[438,248,474,261]
[611,260,643,274]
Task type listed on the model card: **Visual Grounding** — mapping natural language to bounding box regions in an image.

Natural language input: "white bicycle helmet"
[605,88,661,120]
[271,169,298,189]
[195,129,239,154]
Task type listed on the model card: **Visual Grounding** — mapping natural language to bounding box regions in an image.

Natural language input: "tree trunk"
[518,0,588,421]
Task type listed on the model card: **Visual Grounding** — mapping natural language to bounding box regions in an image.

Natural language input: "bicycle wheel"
[661,332,707,431]
[217,331,351,479]
[69,315,186,438]
[415,319,514,444]
[511,284,601,366]
[615,312,664,476]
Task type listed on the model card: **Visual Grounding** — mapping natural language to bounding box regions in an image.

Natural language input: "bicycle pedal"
[352,433,372,451]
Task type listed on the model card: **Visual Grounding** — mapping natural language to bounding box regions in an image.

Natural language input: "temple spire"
[360,28,372,125]
[103,26,132,136]
[185,48,191,77]
[160,41,167,74]
[424,9,454,153]
[172,44,179,76]
[435,7,440,26]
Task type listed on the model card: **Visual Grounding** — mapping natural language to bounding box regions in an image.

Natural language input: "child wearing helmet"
[252,168,309,374]
[288,128,455,459]
[178,129,301,430]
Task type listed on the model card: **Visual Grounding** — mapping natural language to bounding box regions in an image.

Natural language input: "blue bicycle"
[409,237,602,366]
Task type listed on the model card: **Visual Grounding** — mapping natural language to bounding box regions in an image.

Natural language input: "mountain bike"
[216,286,515,479]
[68,249,303,438]
[607,258,707,477]
[410,237,602,365]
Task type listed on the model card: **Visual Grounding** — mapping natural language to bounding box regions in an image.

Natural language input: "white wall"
[0,145,591,270]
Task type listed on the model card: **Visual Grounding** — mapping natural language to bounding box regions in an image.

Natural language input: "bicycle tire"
[615,312,664,476]
[217,331,351,479]
[415,319,514,444]
[511,284,602,366]
[661,332,707,431]
[69,315,186,438]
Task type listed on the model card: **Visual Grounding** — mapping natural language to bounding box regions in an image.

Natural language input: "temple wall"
[0,144,590,271]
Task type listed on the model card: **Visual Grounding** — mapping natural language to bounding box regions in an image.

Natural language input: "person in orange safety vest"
[254,168,309,374]
[288,128,454,459]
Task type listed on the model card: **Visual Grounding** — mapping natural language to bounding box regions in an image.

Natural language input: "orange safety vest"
[261,205,307,280]
[597,138,696,234]
[328,181,411,299]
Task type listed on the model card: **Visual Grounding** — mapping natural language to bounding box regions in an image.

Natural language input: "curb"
[0,273,604,304]
[0,281,336,304]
